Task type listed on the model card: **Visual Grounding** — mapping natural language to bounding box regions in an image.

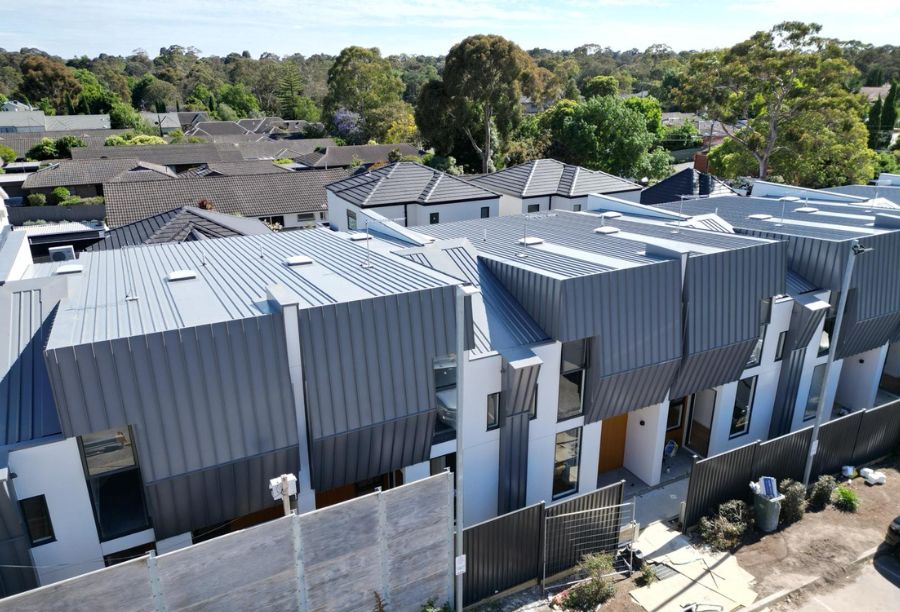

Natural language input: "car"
[886,515,900,548]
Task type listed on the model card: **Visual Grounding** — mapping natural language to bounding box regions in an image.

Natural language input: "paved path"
[784,555,900,611]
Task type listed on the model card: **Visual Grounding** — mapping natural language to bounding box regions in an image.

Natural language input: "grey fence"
[8,204,105,225]
[462,481,625,606]
[683,400,900,529]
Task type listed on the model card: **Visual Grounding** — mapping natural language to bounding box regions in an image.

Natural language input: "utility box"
[753,493,784,533]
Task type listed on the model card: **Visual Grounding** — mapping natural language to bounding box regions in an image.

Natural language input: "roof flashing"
[54,263,83,275]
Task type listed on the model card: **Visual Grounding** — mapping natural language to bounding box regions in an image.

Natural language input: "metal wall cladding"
[682,442,756,529]
[768,348,808,438]
[44,316,297,484]
[852,400,900,464]
[498,354,541,514]
[852,231,900,321]
[482,257,564,340]
[812,411,864,477]
[585,359,681,423]
[462,503,544,606]
[743,231,848,292]
[0,480,37,598]
[297,286,455,491]
[669,338,758,400]
[789,301,828,352]
[753,427,813,484]
[144,445,299,539]
[544,482,625,577]
[837,293,900,359]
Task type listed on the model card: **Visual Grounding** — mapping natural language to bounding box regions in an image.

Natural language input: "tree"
[323,46,403,139]
[0,144,16,164]
[289,96,321,122]
[881,82,898,141]
[55,135,86,158]
[110,102,151,132]
[132,75,177,111]
[868,98,885,149]
[215,103,239,121]
[73,69,119,114]
[379,102,418,144]
[331,108,364,144]
[17,55,81,114]
[582,75,618,99]
[623,96,663,136]
[26,138,59,160]
[678,22,862,179]
[277,68,303,118]
[217,83,258,117]
[424,35,538,173]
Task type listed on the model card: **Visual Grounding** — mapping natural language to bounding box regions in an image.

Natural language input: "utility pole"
[802,239,871,486]
[280,474,291,516]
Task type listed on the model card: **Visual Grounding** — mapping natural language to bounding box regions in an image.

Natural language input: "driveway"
[778,554,900,611]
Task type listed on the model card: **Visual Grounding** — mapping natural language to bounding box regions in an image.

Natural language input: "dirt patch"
[733,456,899,597]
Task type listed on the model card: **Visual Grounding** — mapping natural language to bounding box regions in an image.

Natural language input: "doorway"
[598,413,629,473]
[684,389,717,457]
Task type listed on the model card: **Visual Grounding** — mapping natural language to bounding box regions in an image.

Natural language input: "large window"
[487,392,500,430]
[434,355,458,436]
[558,339,588,421]
[730,376,757,438]
[347,209,357,231]
[774,331,787,362]
[79,427,151,542]
[804,364,827,421]
[746,324,767,367]
[552,428,581,499]
[20,495,54,546]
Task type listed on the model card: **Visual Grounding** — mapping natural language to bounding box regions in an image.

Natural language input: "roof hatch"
[748,213,772,220]
[593,226,620,235]
[794,207,819,213]
[167,269,198,282]
[349,232,371,241]
[285,255,314,266]
[517,236,544,246]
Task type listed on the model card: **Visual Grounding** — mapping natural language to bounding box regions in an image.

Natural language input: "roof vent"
[167,269,197,282]
[349,232,370,241]
[795,207,819,213]
[598,211,622,219]
[748,213,772,220]
[285,255,314,266]
[54,263,83,275]
[593,226,620,235]
[517,236,544,246]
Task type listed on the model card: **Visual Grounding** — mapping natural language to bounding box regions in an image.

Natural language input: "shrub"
[419,601,450,612]
[0,143,16,164]
[272,158,293,165]
[779,479,807,524]
[833,485,860,513]
[26,193,47,207]
[48,187,71,205]
[699,499,752,551]
[561,553,617,610]
[810,475,837,510]
[637,564,658,586]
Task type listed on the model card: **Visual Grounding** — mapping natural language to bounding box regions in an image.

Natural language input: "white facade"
[327,190,500,232]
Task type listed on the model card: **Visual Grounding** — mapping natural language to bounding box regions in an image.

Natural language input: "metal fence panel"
[812,411,864,479]
[462,503,544,606]
[852,400,900,464]
[682,441,757,529]
[752,427,813,484]
[543,482,625,577]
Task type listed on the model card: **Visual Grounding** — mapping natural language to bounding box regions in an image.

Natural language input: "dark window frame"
[774,331,787,362]
[746,323,767,368]
[529,383,538,420]
[526,203,540,213]
[558,339,588,422]
[19,495,55,547]
[552,427,582,500]
[804,363,828,422]
[667,398,685,432]
[729,376,757,439]
[487,392,500,430]
[347,209,357,231]
[480,206,490,219]
[429,212,440,225]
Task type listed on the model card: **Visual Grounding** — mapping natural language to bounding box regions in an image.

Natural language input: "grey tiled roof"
[85,206,270,252]
[298,143,419,168]
[44,114,111,131]
[0,130,131,158]
[72,143,245,165]
[103,168,348,227]
[215,138,337,159]
[326,162,497,207]
[471,159,641,198]
[189,121,252,136]
[23,159,174,189]
[640,168,735,205]
[178,160,295,178]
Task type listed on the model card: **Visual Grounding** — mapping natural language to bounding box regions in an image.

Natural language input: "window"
[347,209,357,231]
[81,428,136,477]
[552,428,581,499]
[558,339,588,421]
[429,212,440,224]
[746,324,766,367]
[819,315,836,356]
[804,364,827,421]
[480,206,490,219]
[487,392,500,430]
[296,212,315,223]
[730,376,757,438]
[260,215,284,228]
[20,495,54,546]
[667,398,685,431]
[573,203,582,212]
[774,331,787,362]
[529,384,538,419]
[527,203,540,213]
[434,355,458,432]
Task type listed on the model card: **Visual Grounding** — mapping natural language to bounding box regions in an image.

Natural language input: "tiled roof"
[640,168,736,205]
[189,121,252,136]
[297,143,419,168]
[22,159,174,189]
[217,138,337,160]
[327,162,497,207]
[85,206,270,252]
[44,114,110,131]
[178,160,294,178]
[103,168,348,227]
[0,111,46,129]
[71,143,245,165]
[177,111,209,126]
[471,159,641,198]
[0,130,131,158]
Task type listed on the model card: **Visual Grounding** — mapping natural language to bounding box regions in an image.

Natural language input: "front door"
[598,413,629,473]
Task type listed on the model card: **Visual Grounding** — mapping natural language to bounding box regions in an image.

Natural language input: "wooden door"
[598,413,629,473]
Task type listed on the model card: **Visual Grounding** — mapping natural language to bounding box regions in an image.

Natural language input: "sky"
[1,0,897,59]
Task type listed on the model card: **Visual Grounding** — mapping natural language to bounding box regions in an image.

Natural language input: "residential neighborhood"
[0,2,899,610]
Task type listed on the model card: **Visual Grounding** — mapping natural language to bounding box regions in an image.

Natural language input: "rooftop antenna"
[124,248,138,302]
[259,242,265,259]
[777,196,800,227]
[518,218,528,258]
[361,219,374,269]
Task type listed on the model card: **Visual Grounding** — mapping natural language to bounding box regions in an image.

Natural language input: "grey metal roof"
[297,144,419,168]
[786,270,819,295]
[327,162,498,207]
[826,184,900,206]
[102,168,348,227]
[0,277,66,448]
[84,206,271,252]
[471,159,641,198]
[23,159,174,189]
[47,228,458,348]
[71,143,245,166]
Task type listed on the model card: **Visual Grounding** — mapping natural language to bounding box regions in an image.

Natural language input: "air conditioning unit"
[48,245,76,262]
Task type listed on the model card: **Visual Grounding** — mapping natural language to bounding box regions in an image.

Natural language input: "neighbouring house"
[102,167,348,229]
[1,100,34,112]
[43,115,110,132]
[71,143,244,172]
[469,158,642,214]
[296,143,420,169]
[640,167,736,205]
[0,130,131,160]
[22,158,176,198]
[0,110,46,133]
[860,83,891,102]
[186,121,252,139]
[176,111,209,131]
[216,138,337,160]
[177,160,295,178]
[823,173,900,206]
[139,112,183,135]
[326,161,501,231]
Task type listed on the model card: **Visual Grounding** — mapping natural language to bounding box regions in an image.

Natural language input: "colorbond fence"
[462,481,625,606]
[683,400,900,529]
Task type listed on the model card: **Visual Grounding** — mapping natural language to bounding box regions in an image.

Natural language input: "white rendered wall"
[883,340,900,378]
[498,195,523,217]
[407,197,500,226]
[326,191,405,232]
[623,401,667,486]
[7,438,105,585]
[522,196,551,214]
[835,343,889,410]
